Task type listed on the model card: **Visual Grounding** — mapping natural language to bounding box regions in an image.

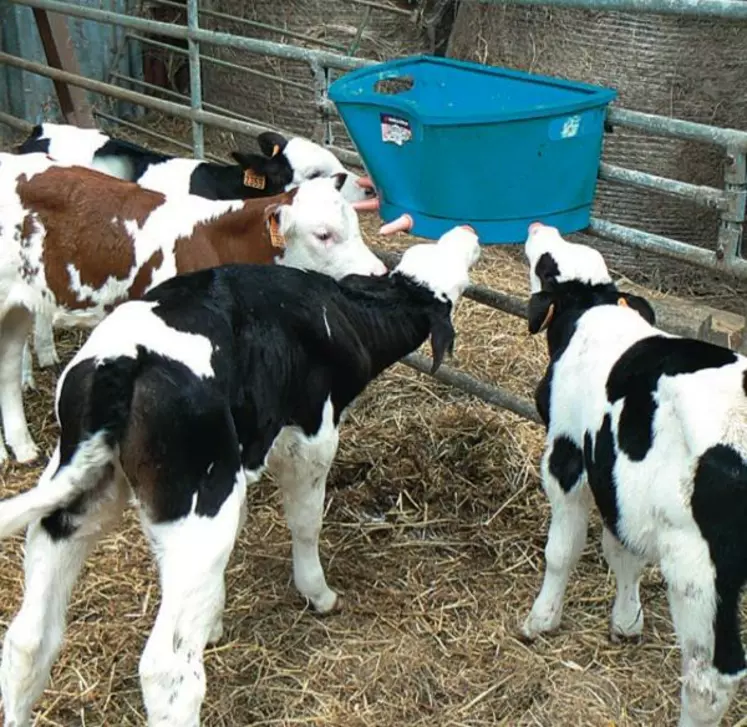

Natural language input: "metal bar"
[186,0,204,158]
[402,353,541,424]
[0,111,33,132]
[476,0,747,19]
[152,0,348,51]
[31,8,95,127]
[608,107,747,152]
[92,109,228,163]
[110,71,269,127]
[9,0,373,71]
[0,50,363,170]
[130,33,314,92]
[587,218,747,278]
[599,162,728,211]
[346,0,414,16]
[0,51,293,139]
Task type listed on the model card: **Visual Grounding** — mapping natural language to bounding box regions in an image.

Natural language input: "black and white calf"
[0,226,480,727]
[17,122,376,205]
[520,222,747,727]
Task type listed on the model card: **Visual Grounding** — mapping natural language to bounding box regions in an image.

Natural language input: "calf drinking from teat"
[0,225,480,727]
[521,222,747,727]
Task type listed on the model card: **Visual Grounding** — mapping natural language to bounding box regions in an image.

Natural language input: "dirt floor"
[0,121,746,726]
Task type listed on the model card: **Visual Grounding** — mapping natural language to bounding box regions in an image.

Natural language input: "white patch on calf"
[276,177,386,279]
[137,158,202,196]
[92,155,135,181]
[282,137,369,203]
[395,226,481,305]
[37,123,109,166]
[58,301,215,418]
[525,224,611,293]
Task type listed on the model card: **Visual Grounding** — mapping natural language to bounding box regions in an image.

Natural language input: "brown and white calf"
[0,152,386,465]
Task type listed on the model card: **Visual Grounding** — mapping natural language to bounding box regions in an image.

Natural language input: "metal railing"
[1,0,746,424]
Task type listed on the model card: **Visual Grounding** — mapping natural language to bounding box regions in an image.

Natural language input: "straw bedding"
[1,127,746,726]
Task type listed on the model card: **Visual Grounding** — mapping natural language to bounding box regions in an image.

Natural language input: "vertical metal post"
[186,0,204,158]
[311,60,333,147]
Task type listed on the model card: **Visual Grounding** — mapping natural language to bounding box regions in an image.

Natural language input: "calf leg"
[660,536,741,727]
[32,313,58,369]
[522,447,591,639]
[20,342,34,392]
[0,307,37,463]
[602,527,647,642]
[138,471,246,727]
[1,448,128,727]
[271,402,340,614]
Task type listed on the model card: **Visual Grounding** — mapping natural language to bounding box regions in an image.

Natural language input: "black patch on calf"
[535,252,560,286]
[607,336,737,461]
[534,371,551,427]
[691,445,747,675]
[15,124,48,154]
[548,436,584,492]
[583,414,619,536]
[95,138,169,180]
[743,369,747,397]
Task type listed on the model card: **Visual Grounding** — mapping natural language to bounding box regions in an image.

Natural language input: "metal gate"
[0,0,746,425]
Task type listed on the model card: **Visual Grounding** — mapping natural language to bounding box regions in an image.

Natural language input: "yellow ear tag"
[617,297,629,307]
[539,302,555,332]
[268,215,285,249]
[243,169,266,190]
[271,144,281,157]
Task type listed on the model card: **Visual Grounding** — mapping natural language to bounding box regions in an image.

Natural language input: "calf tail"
[0,354,144,541]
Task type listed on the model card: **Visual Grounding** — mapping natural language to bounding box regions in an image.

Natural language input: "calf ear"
[620,293,656,325]
[429,311,455,374]
[257,131,288,158]
[332,172,348,192]
[527,292,556,334]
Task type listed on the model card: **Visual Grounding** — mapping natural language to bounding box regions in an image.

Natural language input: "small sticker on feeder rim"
[560,115,582,138]
[381,113,412,146]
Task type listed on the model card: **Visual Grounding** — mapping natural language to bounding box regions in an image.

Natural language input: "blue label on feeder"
[380,113,412,146]
[548,112,593,141]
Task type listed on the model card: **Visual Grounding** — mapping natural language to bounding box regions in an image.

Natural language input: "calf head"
[394,225,482,372]
[233,131,377,207]
[269,174,387,279]
[524,223,655,335]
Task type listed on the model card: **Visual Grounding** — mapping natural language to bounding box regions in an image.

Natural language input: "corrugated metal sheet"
[0,0,143,129]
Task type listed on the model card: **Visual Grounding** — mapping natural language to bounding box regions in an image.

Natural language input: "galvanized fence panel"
[1,0,746,423]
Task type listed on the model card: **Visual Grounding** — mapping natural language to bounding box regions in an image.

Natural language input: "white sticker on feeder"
[381,113,412,146]
[560,115,582,139]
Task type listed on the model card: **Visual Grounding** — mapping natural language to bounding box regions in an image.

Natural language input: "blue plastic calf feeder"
[328,55,617,244]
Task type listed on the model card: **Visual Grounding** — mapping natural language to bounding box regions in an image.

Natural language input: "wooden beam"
[32,8,95,127]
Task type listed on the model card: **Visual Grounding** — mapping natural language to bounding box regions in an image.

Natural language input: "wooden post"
[33,8,95,127]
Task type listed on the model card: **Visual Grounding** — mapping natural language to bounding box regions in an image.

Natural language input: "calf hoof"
[11,442,39,465]
[310,591,341,617]
[36,352,60,369]
[609,628,643,645]
[207,619,223,646]
[520,609,561,642]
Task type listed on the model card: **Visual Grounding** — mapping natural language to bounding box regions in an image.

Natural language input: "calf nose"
[528,221,544,235]
[372,259,388,276]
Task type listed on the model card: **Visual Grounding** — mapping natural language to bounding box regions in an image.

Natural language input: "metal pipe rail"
[476,0,747,18]
[130,34,315,92]
[9,0,373,71]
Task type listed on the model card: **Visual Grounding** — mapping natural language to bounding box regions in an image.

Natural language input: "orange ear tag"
[617,297,629,307]
[271,144,281,157]
[268,215,285,249]
[243,169,266,190]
